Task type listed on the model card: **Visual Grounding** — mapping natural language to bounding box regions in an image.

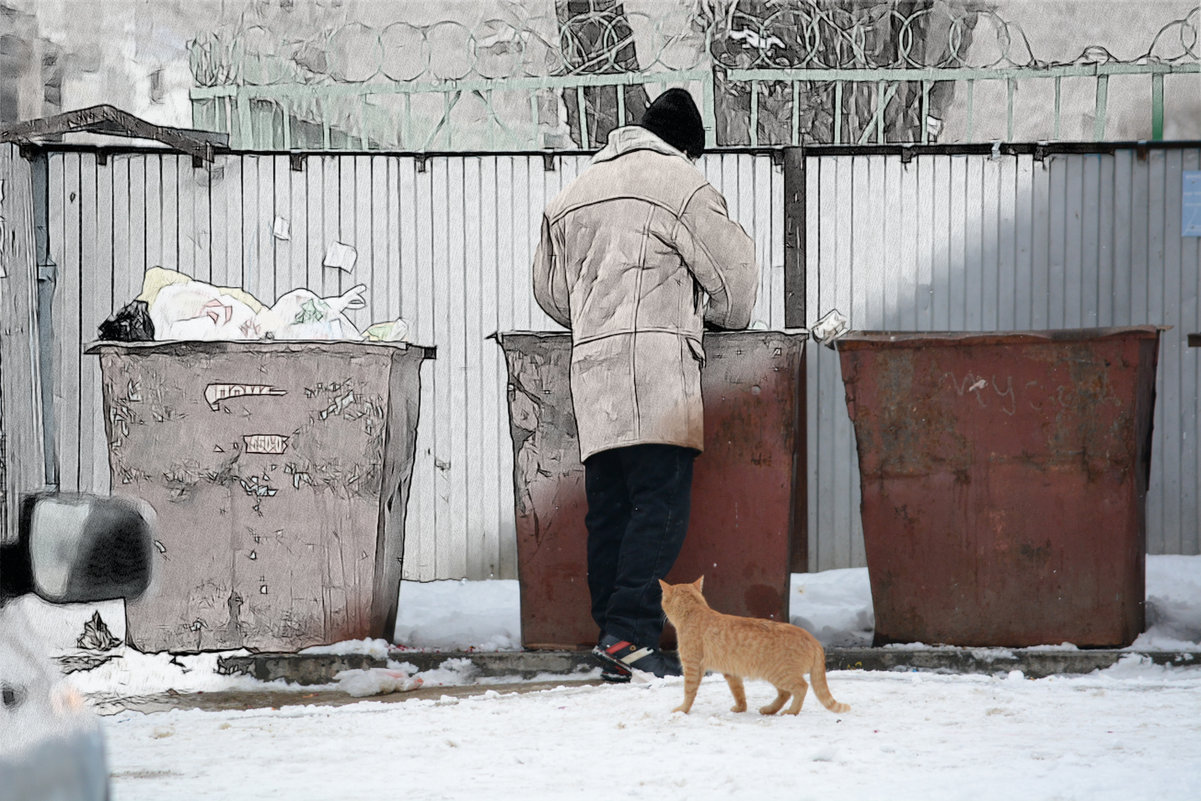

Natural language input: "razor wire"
[190,4,1199,88]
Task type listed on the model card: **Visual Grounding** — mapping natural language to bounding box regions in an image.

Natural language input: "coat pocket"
[685,337,706,367]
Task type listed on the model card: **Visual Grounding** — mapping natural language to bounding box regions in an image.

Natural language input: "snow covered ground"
[6,557,1201,799]
[99,659,1201,801]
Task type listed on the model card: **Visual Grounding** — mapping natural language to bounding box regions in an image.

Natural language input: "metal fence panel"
[805,148,1201,569]
[44,150,783,580]
[0,144,46,541]
[43,146,1201,578]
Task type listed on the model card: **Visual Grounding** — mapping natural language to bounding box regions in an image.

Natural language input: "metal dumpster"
[497,330,805,650]
[86,340,434,653]
[837,326,1161,648]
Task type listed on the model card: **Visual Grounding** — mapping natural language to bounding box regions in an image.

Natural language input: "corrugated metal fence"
[804,147,1201,568]
[42,149,784,581]
[35,144,1200,577]
[0,144,45,543]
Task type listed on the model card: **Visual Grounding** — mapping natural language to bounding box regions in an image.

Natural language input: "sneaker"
[598,659,632,683]
[593,636,633,683]
[594,634,682,679]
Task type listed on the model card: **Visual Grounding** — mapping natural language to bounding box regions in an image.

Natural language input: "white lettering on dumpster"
[243,434,290,455]
[941,372,1018,416]
[204,383,287,411]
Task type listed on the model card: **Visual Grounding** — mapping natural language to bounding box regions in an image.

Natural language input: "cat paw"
[730,703,747,713]
[672,705,691,715]
[758,706,781,715]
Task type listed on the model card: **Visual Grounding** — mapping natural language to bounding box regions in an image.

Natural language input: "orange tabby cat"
[659,576,850,716]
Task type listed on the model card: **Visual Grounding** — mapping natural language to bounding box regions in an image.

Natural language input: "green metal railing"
[729,61,1201,146]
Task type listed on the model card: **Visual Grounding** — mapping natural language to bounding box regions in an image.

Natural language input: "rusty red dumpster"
[837,326,1161,648]
[87,340,434,653]
[497,330,805,650]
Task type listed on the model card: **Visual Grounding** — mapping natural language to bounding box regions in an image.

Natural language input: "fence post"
[782,144,807,573]
[30,153,56,489]
[782,146,805,329]
[701,71,717,150]
[237,91,253,150]
[1094,73,1109,141]
[1151,72,1164,141]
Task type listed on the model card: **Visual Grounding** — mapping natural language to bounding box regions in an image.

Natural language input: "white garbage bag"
[257,284,367,340]
[150,282,263,341]
[363,319,410,343]
[810,308,850,350]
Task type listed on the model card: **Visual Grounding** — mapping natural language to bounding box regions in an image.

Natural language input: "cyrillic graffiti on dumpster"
[204,383,287,411]
[242,434,290,454]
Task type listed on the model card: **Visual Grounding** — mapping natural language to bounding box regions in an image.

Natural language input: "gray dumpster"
[86,340,434,653]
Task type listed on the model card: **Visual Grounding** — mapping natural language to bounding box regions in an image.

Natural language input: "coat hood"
[591,125,695,167]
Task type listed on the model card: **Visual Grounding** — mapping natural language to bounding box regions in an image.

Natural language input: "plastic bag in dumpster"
[138,267,370,341]
[364,319,410,343]
[256,283,367,340]
[139,266,265,313]
[97,300,155,342]
[151,281,263,341]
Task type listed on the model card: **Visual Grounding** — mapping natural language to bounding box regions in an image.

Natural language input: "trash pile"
[97,267,409,343]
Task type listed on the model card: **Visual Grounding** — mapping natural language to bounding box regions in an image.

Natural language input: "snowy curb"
[215,647,1199,686]
[216,649,595,685]
[215,652,387,685]
[828,647,1197,678]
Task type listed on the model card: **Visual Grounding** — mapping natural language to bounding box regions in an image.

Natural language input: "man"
[532,89,759,681]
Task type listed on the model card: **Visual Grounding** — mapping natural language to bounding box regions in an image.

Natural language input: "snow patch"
[413,657,480,688]
[334,668,423,697]
[299,638,393,659]
[64,648,275,696]
[789,568,874,646]
[1095,653,1201,681]
[393,579,521,651]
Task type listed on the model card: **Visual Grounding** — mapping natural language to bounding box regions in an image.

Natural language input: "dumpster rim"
[836,325,1167,351]
[83,339,437,360]
[491,329,811,344]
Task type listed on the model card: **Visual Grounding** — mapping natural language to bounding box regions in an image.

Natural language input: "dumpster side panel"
[671,335,803,626]
[839,329,1158,648]
[371,347,427,640]
[97,342,423,652]
[500,332,803,650]
[500,335,591,649]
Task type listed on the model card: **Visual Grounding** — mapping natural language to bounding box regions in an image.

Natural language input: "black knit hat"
[640,88,705,158]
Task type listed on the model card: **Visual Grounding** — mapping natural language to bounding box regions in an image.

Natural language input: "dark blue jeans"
[584,443,696,649]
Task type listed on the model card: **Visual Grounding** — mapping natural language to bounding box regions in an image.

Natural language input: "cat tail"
[810,658,850,714]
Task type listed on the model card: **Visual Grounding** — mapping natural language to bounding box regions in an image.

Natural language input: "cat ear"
[658,579,669,592]
[695,575,704,591]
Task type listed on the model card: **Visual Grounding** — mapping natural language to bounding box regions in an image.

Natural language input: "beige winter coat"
[532,126,759,461]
